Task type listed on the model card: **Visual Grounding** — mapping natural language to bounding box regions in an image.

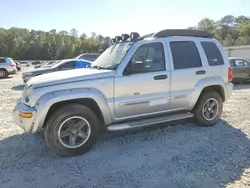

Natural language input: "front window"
[235,60,245,67]
[92,42,133,70]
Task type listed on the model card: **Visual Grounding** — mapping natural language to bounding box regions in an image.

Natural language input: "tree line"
[0,28,111,60]
[188,15,250,47]
[0,15,250,60]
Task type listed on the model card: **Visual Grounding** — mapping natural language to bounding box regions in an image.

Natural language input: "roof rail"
[153,29,212,38]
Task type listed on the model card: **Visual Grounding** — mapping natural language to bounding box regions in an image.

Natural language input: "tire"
[0,69,8,78]
[193,91,223,127]
[45,104,100,157]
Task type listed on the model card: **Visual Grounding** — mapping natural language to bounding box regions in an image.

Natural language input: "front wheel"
[193,91,223,127]
[45,104,100,156]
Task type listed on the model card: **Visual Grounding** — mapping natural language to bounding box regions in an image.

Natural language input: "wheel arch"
[33,88,113,132]
[188,77,227,110]
[43,98,105,130]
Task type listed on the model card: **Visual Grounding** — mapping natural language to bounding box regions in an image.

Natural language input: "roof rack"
[152,29,212,38]
[138,33,154,40]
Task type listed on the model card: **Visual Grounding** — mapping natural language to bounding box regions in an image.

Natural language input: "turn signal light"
[19,112,33,118]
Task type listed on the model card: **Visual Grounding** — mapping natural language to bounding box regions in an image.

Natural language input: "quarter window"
[201,41,224,66]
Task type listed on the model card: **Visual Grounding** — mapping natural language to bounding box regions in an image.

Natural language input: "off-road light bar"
[121,34,130,41]
[130,32,140,40]
[111,38,116,44]
[115,36,122,42]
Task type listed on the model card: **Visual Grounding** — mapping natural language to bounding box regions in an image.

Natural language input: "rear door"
[166,38,207,110]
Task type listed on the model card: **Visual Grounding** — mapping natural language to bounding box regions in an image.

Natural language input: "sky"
[1,0,250,38]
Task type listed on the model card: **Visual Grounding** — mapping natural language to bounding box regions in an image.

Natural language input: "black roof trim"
[153,29,212,38]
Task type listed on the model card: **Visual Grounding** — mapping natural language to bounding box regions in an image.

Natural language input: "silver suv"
[13,29,233,156]
[0,57,17,78]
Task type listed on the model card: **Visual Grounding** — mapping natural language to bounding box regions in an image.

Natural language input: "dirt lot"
[0,69,250,188]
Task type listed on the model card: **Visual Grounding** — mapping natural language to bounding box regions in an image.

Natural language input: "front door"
[114,42,171,119]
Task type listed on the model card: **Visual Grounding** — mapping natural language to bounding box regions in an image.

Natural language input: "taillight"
[228,67,233,82]
[10,63,15,67]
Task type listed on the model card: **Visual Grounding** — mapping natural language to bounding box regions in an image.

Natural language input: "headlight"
[25,86,33,103]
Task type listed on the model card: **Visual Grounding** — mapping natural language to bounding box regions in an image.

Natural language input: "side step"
[107,112,193,131]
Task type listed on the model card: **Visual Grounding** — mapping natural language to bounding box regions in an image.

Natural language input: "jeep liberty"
[13,29,233,156]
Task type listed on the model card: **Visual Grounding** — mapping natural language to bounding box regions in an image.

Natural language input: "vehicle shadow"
[11,85,25,91]
[233,83,250,90]
[0,76,13,80]
[0,121,249,188]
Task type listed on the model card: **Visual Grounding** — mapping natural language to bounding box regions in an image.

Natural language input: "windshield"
[51,60,68,68]
[49,61,63,68]
[92,42,133,70]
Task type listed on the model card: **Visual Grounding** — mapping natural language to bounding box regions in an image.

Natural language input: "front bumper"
[12,99,37,132]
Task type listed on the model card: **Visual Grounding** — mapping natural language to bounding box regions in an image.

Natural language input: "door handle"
[154,75,168,80]
[196,70,206,75]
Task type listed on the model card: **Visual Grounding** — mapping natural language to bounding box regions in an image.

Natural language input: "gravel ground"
[0,68,250,188]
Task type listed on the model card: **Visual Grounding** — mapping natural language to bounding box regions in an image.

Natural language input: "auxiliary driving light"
[111,38,116,44]
[121,34,130,41]
[130,32,140,40]
[115,36,122,42]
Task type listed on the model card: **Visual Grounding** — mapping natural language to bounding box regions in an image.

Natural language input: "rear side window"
[0,59,6,63]
[170,41,202,70]
[201,42,224,66]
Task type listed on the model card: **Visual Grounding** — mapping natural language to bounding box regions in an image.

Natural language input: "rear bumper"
[12,99,37,132]
[8,69,17,74]
[225,83,233,101]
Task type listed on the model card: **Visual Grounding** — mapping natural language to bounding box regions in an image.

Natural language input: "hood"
[24,67,53,74]
[27,68,115,88]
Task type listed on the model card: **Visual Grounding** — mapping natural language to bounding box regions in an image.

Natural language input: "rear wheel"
[0,69,8,78]
[193,91,223,126]
[45,104,100,156]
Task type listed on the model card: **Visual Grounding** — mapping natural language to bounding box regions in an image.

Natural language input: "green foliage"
[0,28,110,60]
[2,15,250,60]
[190,15,250,47]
